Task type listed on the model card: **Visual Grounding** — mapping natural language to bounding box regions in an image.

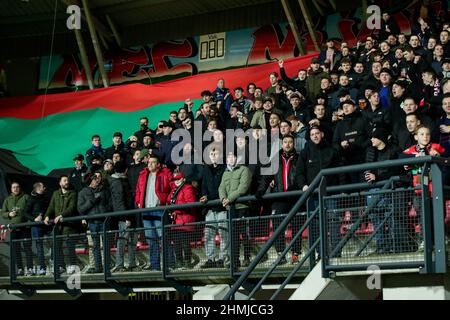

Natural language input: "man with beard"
[44,176,79,275]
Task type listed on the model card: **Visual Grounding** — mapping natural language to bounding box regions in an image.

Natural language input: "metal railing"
[1,156,449,299]
[223,156,450,300]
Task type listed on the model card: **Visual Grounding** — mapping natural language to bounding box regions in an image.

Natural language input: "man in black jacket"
[200,147,227,268]
[256,135,301,264]
[69,154,87,192]
[296,126,343,259]
[392,113,421,153]
[333,99,371,183]
[110,161,138,272]
[23,182,50,275]
[77,174,111,273]
[363,128,408,254]
[104,132,126,161]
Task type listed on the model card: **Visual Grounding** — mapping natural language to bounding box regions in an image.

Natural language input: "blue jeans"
[143,211,163,270]
[31,226,51,269]
[88,222,104,270]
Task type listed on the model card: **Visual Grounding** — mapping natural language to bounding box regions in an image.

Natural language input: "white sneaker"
[26,268,35,276]
[66,265,74,274]
[418,241,425,252]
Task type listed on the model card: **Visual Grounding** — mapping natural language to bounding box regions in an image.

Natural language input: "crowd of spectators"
[2,10,450,275]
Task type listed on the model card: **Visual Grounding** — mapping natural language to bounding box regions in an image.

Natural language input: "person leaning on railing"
[1,181,32,276]
[44,175,80,275]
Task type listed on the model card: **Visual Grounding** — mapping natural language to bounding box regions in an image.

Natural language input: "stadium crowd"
[2,11,450,276]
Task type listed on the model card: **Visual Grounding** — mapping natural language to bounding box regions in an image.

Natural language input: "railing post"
[228,204,236,279]
[9,229,16,284]
[421,164,434,273]
[52,225,60,282]
[103,217,111,280]
[318,176,328,278]
[162,210,169,278]
[306,197,315,271]
[430,163,447,273]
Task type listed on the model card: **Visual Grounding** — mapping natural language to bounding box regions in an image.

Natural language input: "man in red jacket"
[135,155,173,271]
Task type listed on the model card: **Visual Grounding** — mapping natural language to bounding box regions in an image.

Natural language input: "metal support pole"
[81,0,109,87]
[430,163,447,273]
[298,0,320,51]
[421,164,434,273]
[281,0,306,55]
[9,231,16,284]
[106,14,122,47]
[103,217,111,280]
[74,28,94,89]
[318,176,328,278]
[229,204,236,280]
[306,197,315,271]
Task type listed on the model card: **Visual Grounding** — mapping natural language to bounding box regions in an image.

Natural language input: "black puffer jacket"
[23,192,50,222]
[69,164,87,192]
[77,185,111,223]
[333,111,371,165]
[201,164,226,212]
[296,141,343,189]
[364,144,399,182]
[110,174,135,226]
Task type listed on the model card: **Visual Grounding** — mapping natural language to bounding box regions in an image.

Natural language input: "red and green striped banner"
[0,54,315,175]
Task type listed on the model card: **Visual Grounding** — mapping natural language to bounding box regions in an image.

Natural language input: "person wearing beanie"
[110,161,138,273]
[77,171,111,273]
[104,132,125,162]
[69,154,88,192]
[364,126,401,254]
[167,170,197,269]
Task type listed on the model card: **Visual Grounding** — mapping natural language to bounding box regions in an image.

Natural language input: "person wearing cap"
[77,171,111,273]
[124,135,139,166]
[218,152,252,268]
[69,154,87,192]
[110,161,139,273]
[285,92,310,120]
[296,125,344,259]
[104,132,125,163]
[154,121,175,169]
[306,57,328,100]
[364,133,401,255]
[101,159,114,187]
[167,171,197,269]
[318,39,339,70]
[135,154,173,271]
[85,134,105,169]
[333,99,371,183]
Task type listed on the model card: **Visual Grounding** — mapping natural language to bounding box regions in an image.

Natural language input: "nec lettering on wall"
[199,33,226,62]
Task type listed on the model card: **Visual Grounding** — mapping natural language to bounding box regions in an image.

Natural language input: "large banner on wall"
[38,1,425,92]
